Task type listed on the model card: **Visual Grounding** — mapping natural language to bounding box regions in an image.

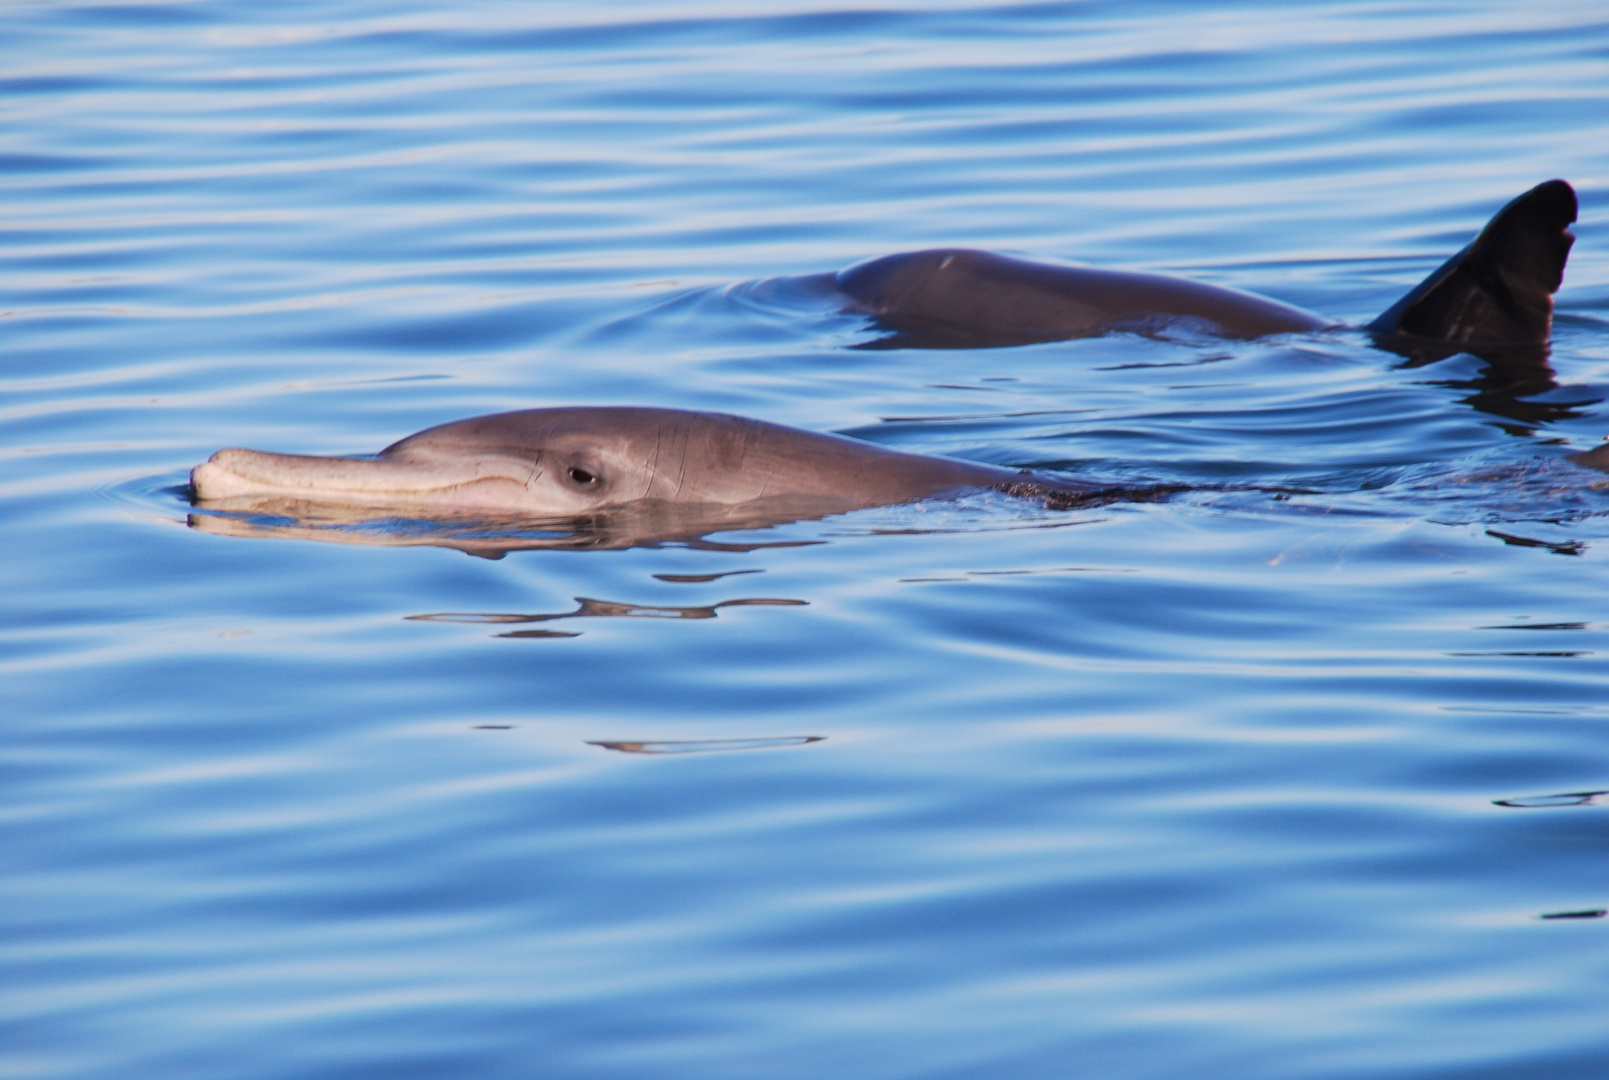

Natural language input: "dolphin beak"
[191,448,539,509]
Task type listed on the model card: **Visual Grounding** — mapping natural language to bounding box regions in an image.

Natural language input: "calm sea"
[6,2,1609,1077]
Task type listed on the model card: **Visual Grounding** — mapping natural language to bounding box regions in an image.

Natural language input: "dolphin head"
[191,406,997,521]
[186,406,1131,554]
[376,408,674,514]
[192,408,765,515]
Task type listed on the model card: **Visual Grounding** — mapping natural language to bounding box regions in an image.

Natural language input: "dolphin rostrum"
[837,180,1577,351]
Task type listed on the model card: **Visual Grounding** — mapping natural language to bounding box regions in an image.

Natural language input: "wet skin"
[191,406,1116,515]
[835,181,1583,430]
[189,181,1596,553]
[836,180,1576,353]
[189,406,1142,554]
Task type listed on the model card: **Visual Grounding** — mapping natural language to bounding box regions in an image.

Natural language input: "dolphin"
[1565,442,1609,474]
[837,180,1577,353]
[189,406,1149,554]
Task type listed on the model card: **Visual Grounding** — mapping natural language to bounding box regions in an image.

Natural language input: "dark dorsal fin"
[1369,180,1576,347]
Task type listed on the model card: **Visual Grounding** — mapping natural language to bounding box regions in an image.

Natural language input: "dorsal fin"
[1369,180,1576,347]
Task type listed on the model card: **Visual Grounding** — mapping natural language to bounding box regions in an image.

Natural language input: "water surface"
[6,2,1609,1077]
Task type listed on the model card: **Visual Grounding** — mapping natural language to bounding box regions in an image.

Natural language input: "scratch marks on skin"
[754,428,772,498]
[645,426,664,500]
[671,419,689,501]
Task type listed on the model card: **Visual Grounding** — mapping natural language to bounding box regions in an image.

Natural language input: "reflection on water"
[188,499,837,556]
[1495,791,1609,808]
[1483,622,1595,631]
[1450,651,1590,657]
[589,736,824,755]
[652,569,764,583]
[1385,340,1597,431]
[409,595,809,629]
[901,564,1140,583]
[1485,528,1587,556]
[869,303,1594,430]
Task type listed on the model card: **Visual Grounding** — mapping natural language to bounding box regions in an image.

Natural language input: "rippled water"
[7,2,1609,1077]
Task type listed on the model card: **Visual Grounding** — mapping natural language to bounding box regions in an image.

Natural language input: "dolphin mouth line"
[191,448,540,506]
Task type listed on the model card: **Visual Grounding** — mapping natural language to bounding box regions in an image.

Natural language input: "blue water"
[7,2,1609,1077]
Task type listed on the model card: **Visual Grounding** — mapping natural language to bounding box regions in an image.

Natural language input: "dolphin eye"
[567,466,598,486]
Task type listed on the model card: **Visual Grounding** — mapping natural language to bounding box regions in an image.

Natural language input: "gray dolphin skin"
[838,249,1329,345]
[838,180,1577,350]
[191,407,1126,553]
[189,180,1592,552]
[1566,442,1609,474]
[1367,179,1577,349]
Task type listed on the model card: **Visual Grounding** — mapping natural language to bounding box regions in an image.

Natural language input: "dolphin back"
[838,249,1327,346]
[1369,179,1577,348]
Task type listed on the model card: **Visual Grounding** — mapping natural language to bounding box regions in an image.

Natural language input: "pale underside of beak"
[191,448,543,512]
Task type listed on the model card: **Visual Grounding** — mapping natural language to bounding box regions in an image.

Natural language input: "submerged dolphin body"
[837,180,1578,352]
[190,406,1134,554]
